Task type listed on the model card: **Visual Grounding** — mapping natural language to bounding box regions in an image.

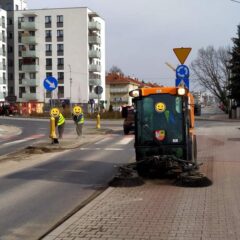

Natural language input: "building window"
[19,73,24,84]
[19,87,26,98]
[29,31,35,36]
[30,73,36,79]
[3,73,6,84]
[18,45,25,56]
[7,18,13,25]
[30,87,36,93]
[57,44,64,56]
[1,16,5,28]
[58,86,64,98]
[28,17,35,22]
[2,44,6,56]
[18,17,24,28]
[7,32,13,39]
[2,31,5,42]
[45,30,52,42]
[46,72,52,77]
[57,30,64,41]
[57,58,64,70]
[45,44,52,56]
[29,45,35,51]
[46,58,52,70]
[15,4,19,10]
[45,16,52,28]
[57,15,63,27]
[58,72,64,84]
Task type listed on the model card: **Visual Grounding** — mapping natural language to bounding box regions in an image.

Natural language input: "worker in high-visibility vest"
[72,105,84,137]
[56,111,65,139]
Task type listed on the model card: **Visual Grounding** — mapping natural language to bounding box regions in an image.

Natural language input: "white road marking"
[2,134,44,146]
[80,147,124,151]
[94,137,112,145]
[117,136,134,145]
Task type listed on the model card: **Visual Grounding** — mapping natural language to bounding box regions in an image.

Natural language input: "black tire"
[124,127,129,135]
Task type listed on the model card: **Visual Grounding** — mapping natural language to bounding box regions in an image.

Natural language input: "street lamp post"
[68,64,72,108]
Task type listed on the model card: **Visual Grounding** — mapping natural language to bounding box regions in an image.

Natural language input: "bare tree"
[109,65,124,75]
[190,46,231,109]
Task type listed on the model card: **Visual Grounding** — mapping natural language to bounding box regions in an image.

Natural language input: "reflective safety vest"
[58,113,65,126]
[78,113,84,124]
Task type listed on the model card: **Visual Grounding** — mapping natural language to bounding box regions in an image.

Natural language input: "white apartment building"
[0,0,27,97]
[0,9,7,101]
[14,7,105,107]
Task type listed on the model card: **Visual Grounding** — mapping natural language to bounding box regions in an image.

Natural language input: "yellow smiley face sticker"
[50,108,60,117]
[155,102,166,113]
[73,106,82,116]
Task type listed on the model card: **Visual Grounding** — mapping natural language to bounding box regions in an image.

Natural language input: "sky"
[28,0,240,90]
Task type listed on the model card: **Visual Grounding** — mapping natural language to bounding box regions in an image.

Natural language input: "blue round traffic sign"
[43,76,58,91]
[176,65,189,79]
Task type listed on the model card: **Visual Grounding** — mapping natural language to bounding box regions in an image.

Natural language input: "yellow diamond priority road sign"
[173,47,192,64]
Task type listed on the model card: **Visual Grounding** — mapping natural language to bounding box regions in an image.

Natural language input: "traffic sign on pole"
[176,65,190,79]
[175,78,189,89]
[43,76,58,91]
[173,47,192,64]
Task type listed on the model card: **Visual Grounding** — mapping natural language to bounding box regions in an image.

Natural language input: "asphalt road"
[0,117,123,156]
[0,126,134,240]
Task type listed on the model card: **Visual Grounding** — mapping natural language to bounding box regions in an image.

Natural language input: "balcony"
[89,36,101,45]
[89,77,101,86]
[0,92,5,100]
[22,64,39,72]
[22,50,36,58]
[58,93,64,98]
[89,64,101,72]
[21,21,36,30]
[89,92,99,99]
[0,77,4,84]
[22,36,36,44]
[88,21,101,31]
[22,79,39,86]
[22,93,38,101]
[110,87,129,93]
[89,50,101,59]
[110,97,129,103]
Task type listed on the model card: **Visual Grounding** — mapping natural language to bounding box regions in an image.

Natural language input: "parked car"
[0,103,18,116]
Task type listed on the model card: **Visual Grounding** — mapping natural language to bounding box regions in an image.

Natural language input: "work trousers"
[75,123,83,136]
[58,123,65,139]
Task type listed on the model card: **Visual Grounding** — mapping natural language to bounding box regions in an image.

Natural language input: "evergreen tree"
[228,24,240,104]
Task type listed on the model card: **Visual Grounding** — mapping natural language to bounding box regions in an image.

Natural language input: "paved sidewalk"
[43,114,240,240]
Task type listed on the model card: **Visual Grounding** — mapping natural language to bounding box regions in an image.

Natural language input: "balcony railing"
[89,36,101,45]
[89,92,99,99]
[110,97,129,103]
[110,87,129,93]
[88,21,101,31]
[22,36,36,44]
[22,93,38,101]
[58,93,64,98]
[22,64,39,72]
[22,79,39,86]
[89,77,101,86]
[21,21,36,30]
[22,50,36,58]
[89,64,101,72]
[89,50,101,58]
